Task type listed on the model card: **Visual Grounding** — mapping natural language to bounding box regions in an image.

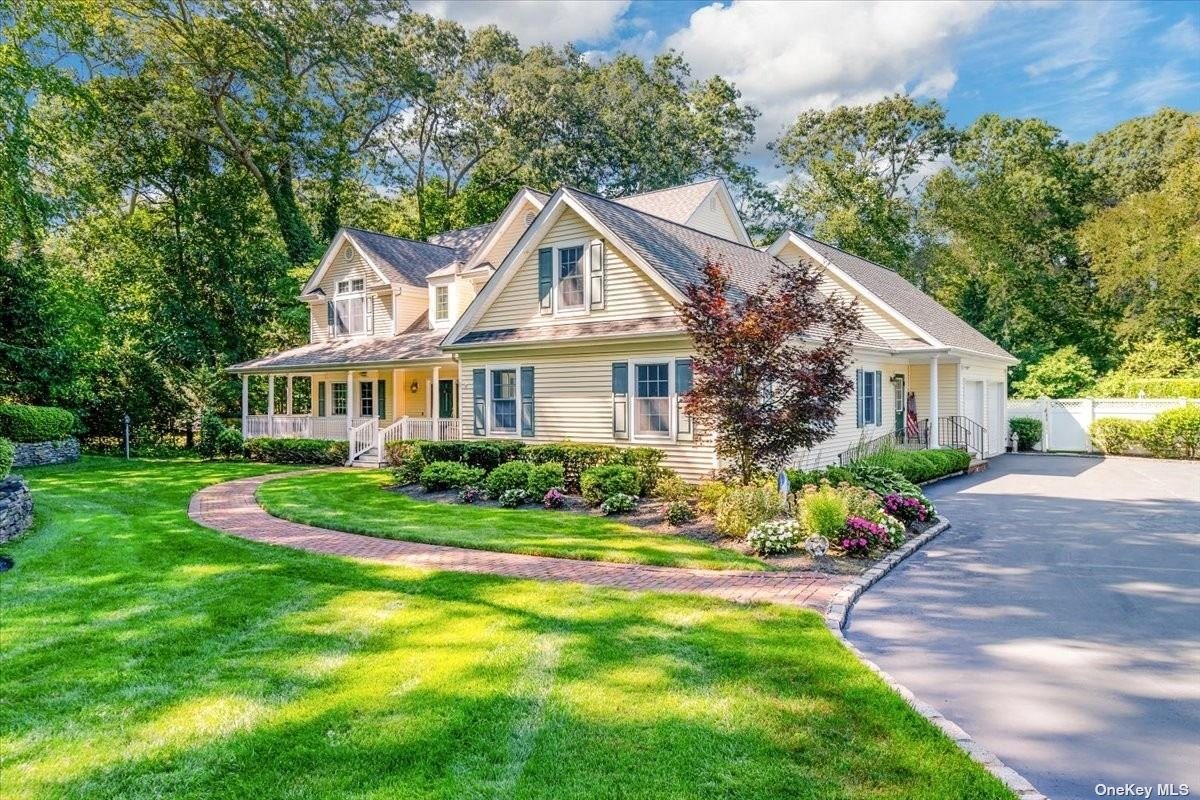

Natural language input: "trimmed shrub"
[386,440,426,485]
[861,448,968,483]
[0,437,13,477]
[697,481,730,516]
[1141,406,1200,459]
[1092,375,1200,399]
[665,500,696,525]
[600,492,637,515]
[1089,418,1145,455]
[486,460,532,497]
[525,443,623,492]
[653,474,695,502]
[419,440,525,472]
[745,519,802,555]
[795,485,849,538]
[214,427,244,459]
[580,464,641,506]
[0,404,78,443]
[198,412,224,458]
[245,437,347,465]
[1009,417,1042,451]
[714,482,785,537]
[498,488,532,508]
[419,461,485,491]
[527,462,565,498]
[620,447,666,495]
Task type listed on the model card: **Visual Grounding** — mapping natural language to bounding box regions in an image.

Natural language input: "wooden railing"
[350,418,378,461]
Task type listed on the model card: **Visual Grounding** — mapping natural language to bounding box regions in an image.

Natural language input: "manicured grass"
[1,457,1014,800]
[257,468,767,571]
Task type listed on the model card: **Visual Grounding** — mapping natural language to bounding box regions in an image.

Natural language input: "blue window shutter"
[472,368,486,435]
[612,362,629,439]
[855,369,863,428]
[538,248,553,314]
[589,241,605,309]
[675,358,693,440]
[520,366,535,437]
[317,382,326,417]
[875,371,883,426]
[377,379,386,419]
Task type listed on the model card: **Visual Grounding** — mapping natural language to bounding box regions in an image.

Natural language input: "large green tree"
[771,94,955,272]
[922,114,1111,372]
[1081,108,1199,204]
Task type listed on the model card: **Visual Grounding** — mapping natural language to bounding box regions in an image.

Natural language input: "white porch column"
[432,365,442,438]
[346,370,355,439]
[397,368,406,421]
[267,374,275,437]
[241,374,249,436]
[929,356,940,448]
[286,376,293,415]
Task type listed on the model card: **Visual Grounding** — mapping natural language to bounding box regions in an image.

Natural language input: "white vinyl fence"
[1007,397,1195,453]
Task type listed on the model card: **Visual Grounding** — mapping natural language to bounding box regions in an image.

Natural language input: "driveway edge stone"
[824,518,1050,800]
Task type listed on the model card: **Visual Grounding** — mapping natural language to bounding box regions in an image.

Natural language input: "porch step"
[966,458,988,475]
[350,447,382,468]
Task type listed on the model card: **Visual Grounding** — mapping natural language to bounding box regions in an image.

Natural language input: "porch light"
[410,380,419,393]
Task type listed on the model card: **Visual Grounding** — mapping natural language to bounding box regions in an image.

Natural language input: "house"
[229,179,1016,479]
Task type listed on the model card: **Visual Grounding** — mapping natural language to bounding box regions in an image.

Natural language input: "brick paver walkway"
[188,472,840,610]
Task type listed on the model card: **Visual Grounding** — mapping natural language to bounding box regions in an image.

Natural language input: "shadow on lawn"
[1,458,1012,800]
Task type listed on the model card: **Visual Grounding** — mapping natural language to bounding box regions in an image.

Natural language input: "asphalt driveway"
[845,454,1200,800]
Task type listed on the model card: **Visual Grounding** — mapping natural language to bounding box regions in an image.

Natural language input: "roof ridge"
[792,231,900,275]
[566,185,764,253]
[343,226,458,253]
[613,177,721,201]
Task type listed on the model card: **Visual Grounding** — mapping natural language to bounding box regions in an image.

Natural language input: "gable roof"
[567,187,776,298]
[787,233,1015,361]
[613,179,721,223]
[426,222,494,261]
[341,228,460,286]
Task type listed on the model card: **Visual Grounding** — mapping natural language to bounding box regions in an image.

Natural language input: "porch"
[239,363,461,465]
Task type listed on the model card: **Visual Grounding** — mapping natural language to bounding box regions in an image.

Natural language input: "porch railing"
[350,418,378,461]
[933,415,986,456]
[835,415,985,466]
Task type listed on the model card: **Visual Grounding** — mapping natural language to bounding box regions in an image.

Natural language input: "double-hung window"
[491,369,517,433]
[634,362,671,437]
[434,285,449,322]
[557,245,585,310]
[332,382,348,416]
[359,381,373,418]
[334,278,366,336]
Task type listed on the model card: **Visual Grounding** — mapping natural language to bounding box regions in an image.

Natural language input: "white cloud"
[663,0,995,153]
[1157,16,1200,52]
[410,0,630,47]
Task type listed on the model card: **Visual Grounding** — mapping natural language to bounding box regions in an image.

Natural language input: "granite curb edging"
[824,517,1050,800]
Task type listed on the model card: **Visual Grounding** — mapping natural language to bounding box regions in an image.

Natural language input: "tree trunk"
[262,161,318,265]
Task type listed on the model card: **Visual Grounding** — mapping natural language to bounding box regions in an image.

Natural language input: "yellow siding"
[456,337,719,482]
[474,198,539,267]
[309,241,395,343]
[775,242,916,343]
[474,208,677,332]
[685,194,742,242]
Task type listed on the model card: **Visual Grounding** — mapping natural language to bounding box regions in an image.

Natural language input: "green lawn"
[257,469,767,571]
[0,457,1014,800]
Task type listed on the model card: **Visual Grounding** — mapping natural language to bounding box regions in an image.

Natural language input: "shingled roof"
[426,222,494,261]
[229,326,447,373]
[792,234,1014,360]
[611,179,720,225]
[342,228,459,286]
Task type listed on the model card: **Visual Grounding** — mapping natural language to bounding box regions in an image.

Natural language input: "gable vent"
[524,211,535,226]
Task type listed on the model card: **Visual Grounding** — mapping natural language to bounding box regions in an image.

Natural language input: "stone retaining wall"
[12,438,80,468]
[0,476,33,543]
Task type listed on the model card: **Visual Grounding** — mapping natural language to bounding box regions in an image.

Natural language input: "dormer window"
[557,245,585,310]
[434,285,450,322]
[332,278,368,336]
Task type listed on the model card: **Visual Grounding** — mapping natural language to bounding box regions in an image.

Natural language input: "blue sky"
[414,0,1200,155]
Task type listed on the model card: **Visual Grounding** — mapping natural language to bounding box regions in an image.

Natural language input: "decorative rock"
[12,438,80,468]
[804,534,829,557]
[0,475,33,543]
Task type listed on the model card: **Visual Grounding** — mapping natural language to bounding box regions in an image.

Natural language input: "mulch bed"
[388,482,934,575]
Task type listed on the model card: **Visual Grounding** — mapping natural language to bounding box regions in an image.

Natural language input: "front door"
[438,379,456,419]
[893,375,905,438]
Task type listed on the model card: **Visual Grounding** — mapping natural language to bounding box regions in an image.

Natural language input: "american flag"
[905,391,920,438]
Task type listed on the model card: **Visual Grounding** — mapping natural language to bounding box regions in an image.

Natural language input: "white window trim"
[484,363,524,438]
[332,279,369,338]
[331,381,349,417]
[629,357,676,442]
[859,365,884,428]
[433,284,451,323]
[551,238,594,318]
